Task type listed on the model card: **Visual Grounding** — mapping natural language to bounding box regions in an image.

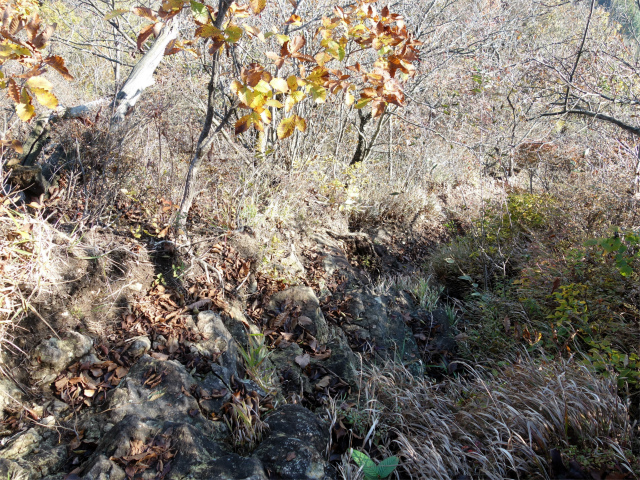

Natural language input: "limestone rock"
[106,355,203,426]
[32,332,93,383]
[196,311,241,376]
[254,405,329,480]
[269,287,328,344]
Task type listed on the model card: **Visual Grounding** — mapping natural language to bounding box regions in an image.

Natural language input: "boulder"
[268,287,328,344]
[33,332,93,370]
[7,165,50,198]
[0,378,22,420]
[254,405,329,480]
[196,311,241,375]
[106,355,204,426]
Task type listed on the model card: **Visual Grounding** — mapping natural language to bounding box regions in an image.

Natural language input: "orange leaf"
[33,24,56,49]
[235,114,253,135]
[137,24,156,51]
[277,116,296,139]
[7,79,19,103]
[371,99,386,118]
[44,56,74,80]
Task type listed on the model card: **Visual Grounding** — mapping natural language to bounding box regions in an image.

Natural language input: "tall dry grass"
[354,355,635,479]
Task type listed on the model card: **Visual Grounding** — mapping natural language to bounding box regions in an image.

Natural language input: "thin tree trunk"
[175,0,233,230]
[349,110,372,166]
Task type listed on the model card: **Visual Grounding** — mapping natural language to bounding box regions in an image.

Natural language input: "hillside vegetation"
[0,0,639,478]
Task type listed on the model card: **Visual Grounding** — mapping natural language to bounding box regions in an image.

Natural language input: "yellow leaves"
[277,115,306,139]
[345,92,355,106]
[16,88,34,121]
[26,76,58,109]
[354,97,372,109]
[253,79,271,95]
[314,51,332,66]
[0,40,30,58]
[249,0,267,14]
[26,76,52,91]
[287,75,299,91]
[30,87,57,108]
[309,85,327,103]
[270,77,289,93]
[285,90,304,112]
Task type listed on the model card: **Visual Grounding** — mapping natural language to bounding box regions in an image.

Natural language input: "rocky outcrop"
[0,229,456,480]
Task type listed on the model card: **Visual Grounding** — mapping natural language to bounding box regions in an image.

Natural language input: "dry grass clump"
[0,204,81,354]
[360,356,635,479]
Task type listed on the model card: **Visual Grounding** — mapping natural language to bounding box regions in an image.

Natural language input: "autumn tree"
[105,0,421,229]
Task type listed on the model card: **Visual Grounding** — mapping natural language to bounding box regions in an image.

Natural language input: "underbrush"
[428,180,640,412]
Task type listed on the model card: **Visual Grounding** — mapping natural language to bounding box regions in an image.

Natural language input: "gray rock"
[82,455,126,480]
[221,305,261,347]
[281,248,305,277]
[106,355,204,426]
[254,405,329,480]
[269,287,328,344]
[309,233,353,279]
[347,290,421,369]
[321,327,358,388]
[0,428,42,460]
[32,332,93,382]
[196,311,241,375]
[197,372,231,416]
[270,344,311,396]
[127,336,151,358]
[47,399,69,417]
[167,423,263,480]
[0,378,22,420]
[21,445,66,478]
[0,459,29,480]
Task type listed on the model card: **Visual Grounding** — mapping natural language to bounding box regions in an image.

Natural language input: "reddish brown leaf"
[7,79,20,103]
[136,24,155,51]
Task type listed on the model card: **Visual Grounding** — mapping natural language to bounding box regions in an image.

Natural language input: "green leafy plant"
[237,334,273,391]
[585,227,640,277]
[350,449,399,480]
